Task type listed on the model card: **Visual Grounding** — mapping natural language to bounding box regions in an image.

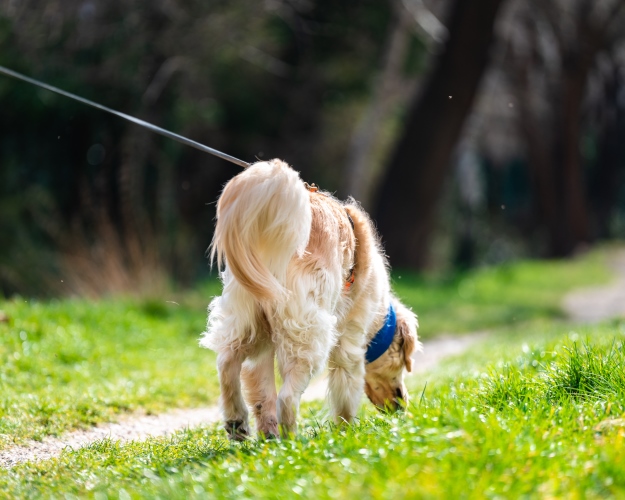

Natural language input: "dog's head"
[364,302,419,411]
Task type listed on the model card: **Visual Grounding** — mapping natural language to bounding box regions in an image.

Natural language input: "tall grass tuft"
[479,366,537,411]
[545,341,625,402]
[480,340,625,411]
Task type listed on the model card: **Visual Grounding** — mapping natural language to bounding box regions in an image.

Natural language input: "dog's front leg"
[328,331,366,424]
[241,349,278,439]
[275,305,337,436]
[217,350,250,441]
[276,362,313,438]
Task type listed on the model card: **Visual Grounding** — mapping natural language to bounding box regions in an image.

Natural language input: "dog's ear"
[396,307,418,373]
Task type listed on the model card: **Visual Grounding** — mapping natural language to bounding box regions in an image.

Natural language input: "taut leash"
[0,65,250,169]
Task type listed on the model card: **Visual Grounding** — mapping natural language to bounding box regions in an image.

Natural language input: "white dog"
[201,159,419,439]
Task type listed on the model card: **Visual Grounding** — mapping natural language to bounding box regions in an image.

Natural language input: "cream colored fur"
[201,159,420,439]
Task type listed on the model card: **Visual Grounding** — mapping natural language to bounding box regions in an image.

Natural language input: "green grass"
[0,249,611,448]
[0,247,620,497]
[0,291,221,449]
[3,321,625,498]
[393,249,611,338]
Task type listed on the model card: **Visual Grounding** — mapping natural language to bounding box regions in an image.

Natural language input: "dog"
[200,159,419,439]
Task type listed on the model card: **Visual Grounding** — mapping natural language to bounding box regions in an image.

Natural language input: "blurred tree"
[506,0,625,256]
[0,0,402,295]
[341,0,447,208]
[374,0,505,269]
[341,1,413,206]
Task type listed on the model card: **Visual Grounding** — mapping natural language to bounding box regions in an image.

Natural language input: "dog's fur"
[200,159,419,439]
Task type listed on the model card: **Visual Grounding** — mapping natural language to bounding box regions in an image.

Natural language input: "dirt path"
[0,407,220,468]
[562,251,625,322]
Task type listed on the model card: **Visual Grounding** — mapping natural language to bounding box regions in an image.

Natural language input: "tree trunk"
[558,62,591,249]
[591,66,625,239]
[513,58,564,255]
[374,0,504,269]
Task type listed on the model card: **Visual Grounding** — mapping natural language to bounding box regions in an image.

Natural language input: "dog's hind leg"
[217,349,250,441]
[328,328,366,424]
[241,348,278,439]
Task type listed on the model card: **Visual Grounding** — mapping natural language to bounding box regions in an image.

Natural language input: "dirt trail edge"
[0,331,487,468]
[0,407,221,468]
[562,251,625,322]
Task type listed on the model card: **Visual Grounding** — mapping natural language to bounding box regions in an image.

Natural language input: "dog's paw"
[224,420,250,441]
[258,429,279,440]
[258,417,279,440]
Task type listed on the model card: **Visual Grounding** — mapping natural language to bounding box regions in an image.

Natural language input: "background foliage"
[1,0,624,296]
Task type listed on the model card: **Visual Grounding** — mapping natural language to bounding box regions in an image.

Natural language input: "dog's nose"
[396,387,408,402]
[394,388,407,411]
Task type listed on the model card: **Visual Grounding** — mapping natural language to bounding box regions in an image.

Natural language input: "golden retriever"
[201,159,419,439]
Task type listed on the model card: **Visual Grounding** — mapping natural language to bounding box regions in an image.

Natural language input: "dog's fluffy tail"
[211,159,311,303]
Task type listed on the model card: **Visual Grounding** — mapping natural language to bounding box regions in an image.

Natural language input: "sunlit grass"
[0,248,613,450]
[0,244,619,500]
[3,321,625,498]
[0,293,221,449]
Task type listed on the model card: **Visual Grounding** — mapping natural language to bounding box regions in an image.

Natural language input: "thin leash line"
[0,65,250,169]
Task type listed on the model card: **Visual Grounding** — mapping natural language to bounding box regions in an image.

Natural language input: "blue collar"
[365,303,396,364]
